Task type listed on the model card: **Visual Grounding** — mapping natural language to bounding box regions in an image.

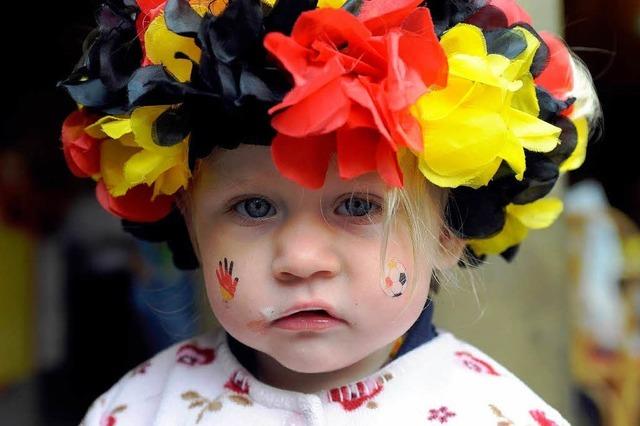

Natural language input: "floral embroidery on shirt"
[224,370,250,394]
[455,351,500,376]
[328,372,392,411]
[129,360,151,376]
[224,370,253,406]
[176,343,215,366]
[427,406,456,423]
[182,380,253,424]
[529,409,559,426]
[182,391,222,424]
[489,404,514,426]
[99,404,126,426]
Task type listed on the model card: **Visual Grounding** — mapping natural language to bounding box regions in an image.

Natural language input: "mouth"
[271,305,346,331]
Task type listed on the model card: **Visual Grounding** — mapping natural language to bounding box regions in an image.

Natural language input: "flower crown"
[60,0,593,268]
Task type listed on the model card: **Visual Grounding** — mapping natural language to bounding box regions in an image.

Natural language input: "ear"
[436,227,466,270]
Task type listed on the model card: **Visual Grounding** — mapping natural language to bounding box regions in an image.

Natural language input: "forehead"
[195,145,387,193]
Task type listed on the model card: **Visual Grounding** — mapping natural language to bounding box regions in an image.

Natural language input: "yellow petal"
[101,118,133,140]
[560,117,588,172]
[510,74,539,117]
[507,198,563,229]
[145,15,202,83]
[130,106,186,153]
[497,135,526,180]
[422,108,509,175]
[317,0,348,8]
[468,214,529,255]
[448,55,521,91]
[506,108,561,152]
[100,139,140,196]
[84,116,131,139]
[123,150,176,187]
[154,162,191,196]
[440,24,487,57]
[413,77,478,121]
[418,153,501,188]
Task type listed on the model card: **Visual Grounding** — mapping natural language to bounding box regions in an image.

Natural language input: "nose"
[271,211,342,283]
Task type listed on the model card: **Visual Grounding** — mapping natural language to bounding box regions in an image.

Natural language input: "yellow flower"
[412,24,561,189]
[559,116,588,172]
[85,106,191,199]
[468,197,564,255]
[144,3,210,83]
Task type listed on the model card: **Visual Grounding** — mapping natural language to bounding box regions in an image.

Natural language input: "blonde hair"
[378,149,470,305]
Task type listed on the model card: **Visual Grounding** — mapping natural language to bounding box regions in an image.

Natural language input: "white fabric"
[80,329,569,425]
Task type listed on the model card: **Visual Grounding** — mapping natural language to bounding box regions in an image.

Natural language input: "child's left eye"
[233,197,276,219]
[335,196,381,217]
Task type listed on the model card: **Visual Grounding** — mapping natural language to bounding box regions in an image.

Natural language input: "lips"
[271,303,346,331]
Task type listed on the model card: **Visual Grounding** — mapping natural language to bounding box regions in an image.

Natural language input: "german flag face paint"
[381,258,408,298]
[216,257,239,302]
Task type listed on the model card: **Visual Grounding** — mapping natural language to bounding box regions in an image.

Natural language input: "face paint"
[216,257,239,302]
[381,258,407,297]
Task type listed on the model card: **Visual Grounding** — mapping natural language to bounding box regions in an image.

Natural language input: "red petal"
[290,8,370,49]
[536,32,574,100]
[376,139,403,187]
[359,0,423,34]
[271,74,351,137]
[385,30,432,111]
[342,79,391,140]
[336,128,379,179]
[136,0,166,14]
[399,10,448,88]
[96,181,173,222]
[269,55,345,115]
[61,110,101,177]
[271,133,336,189]
[264,32,312,85]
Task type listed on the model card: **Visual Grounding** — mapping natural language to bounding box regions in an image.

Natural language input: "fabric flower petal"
[145,14,202,82]
[61,110,102,177]
[508,197,563,229]
[271,133,337,189]
[96,180,174,222]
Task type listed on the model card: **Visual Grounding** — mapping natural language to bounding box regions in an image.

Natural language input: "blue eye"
[336,197,380,217]
[234,197,275,219]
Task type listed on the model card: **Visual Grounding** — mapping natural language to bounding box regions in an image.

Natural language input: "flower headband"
[60,0,593,268]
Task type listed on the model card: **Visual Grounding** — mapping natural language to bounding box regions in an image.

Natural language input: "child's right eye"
[233,197,276,219]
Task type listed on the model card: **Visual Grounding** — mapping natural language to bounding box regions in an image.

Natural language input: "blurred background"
[0,0,638,425]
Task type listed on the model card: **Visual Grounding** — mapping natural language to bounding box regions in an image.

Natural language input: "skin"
[185,145,461,393]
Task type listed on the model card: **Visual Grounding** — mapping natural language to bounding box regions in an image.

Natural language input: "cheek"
[197,235,272,332]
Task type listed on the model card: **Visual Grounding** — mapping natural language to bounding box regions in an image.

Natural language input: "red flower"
[224,371,250,394]
[455,351,500,376]
[61,110,101,178]
[265,0,447,189]
[96,181,174,223]
[328,378,384,411]
[535,32,574,116]
[175,343,216,366]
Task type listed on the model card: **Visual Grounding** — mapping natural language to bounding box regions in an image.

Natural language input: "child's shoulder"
[383,330,570,425]
[79,329,226,426]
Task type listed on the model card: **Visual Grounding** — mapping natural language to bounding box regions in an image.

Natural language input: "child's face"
[188,145,441,374]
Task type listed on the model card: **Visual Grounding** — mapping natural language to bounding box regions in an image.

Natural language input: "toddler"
[59,0,600,424]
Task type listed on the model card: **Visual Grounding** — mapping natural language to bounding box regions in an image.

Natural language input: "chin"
[267,343,362,374]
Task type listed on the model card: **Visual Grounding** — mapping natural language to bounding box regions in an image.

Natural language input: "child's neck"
[253,342,395,394]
